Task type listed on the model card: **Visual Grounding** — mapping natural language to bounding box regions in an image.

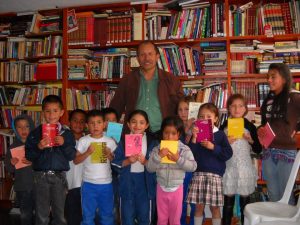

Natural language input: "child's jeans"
[81,181,114,225]
[34,171,68,225]
[16,190,34,225]
[65,187,82,225]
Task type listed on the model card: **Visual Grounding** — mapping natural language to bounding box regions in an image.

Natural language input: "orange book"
[10,145,30,169]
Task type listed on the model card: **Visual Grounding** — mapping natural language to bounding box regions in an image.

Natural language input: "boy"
[25,95,76,225]
[65,109,87,225]
[102,107,119,125]
[5,114,35,225]
[74,109,116,225]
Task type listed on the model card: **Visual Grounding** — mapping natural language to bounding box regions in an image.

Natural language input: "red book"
[258,122,276,149]
[195,119,213,142]
[42,124,59,147]
[36,62,57,80]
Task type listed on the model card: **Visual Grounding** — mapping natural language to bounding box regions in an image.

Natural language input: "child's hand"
[138,153,146,165]
[11,157,19,166]
[167,150,179,162]
[54,135,64,146]
[227,136,236,144]
[21,158,32,165]
[38,137,50,150]
[243,132,254,144]
[186,118,195,131]
[200,140,214,150]
[87,145,96,154]
[159,148,169,158]
[128,155,139,164]
[191,126,199,143]
[104,147,114,161]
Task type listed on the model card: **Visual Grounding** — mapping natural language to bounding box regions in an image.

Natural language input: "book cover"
[106,122,123,143]
[125,134,142,157]
[10,145,29,169]
[188,102,202,120]
[90,142,107,163]
[160,140,178,164]
[228,118,244,139]
[67,9,79,33]
[259,122,276,149]
[195,119,213,142]
[42,124,58,147]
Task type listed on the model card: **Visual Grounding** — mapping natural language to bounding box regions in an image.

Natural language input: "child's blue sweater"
[189,130,232,176]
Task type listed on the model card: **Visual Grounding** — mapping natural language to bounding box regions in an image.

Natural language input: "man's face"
[137,43,160,72]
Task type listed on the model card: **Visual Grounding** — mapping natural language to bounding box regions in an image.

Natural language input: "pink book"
[42,124,59,147]
[10,145,30,169]
[195,119,213,142]
[258,122,276,149]
[125,134,142,157]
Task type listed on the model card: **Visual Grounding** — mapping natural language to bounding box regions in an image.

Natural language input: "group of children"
[5,91,262,225]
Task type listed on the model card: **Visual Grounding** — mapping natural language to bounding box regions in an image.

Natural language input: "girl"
[186,103,232,225]
[65,109,87,225]
[177,96,196,225]
[146,116,197,225]
[220,94,262,225]
[259,63,300,202]
[111,110,158,225]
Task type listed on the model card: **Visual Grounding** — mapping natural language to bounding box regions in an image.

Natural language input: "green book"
[90,142,107,164]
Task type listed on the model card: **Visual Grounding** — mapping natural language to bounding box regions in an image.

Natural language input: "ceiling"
[0,0,131,13]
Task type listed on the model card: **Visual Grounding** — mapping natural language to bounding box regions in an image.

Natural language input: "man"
[110,41,184,133]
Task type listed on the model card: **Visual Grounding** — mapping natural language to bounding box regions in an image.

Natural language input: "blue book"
[106,122,123,143]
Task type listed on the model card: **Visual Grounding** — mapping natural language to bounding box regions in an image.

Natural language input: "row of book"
[0,85,61,106]
[0,59,62,82]
[229,1,300,36]
[66,88,116,111]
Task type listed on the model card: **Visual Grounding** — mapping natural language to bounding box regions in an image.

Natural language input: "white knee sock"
[212,218,221,225]
[194,216,203,225]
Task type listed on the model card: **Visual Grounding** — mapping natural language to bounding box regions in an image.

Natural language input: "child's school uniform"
[77,134,117,225]
[111,133,158,225]
[187,128,232,206]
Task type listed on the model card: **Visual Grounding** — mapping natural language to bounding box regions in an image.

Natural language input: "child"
[146,116,197,225]
[4,114,35,225]
[259,63,300,202]
[65,109,87,225]
[102,107,119,125]
[111,110,157,225]
[220,94,262,225]
[186,103,232,225]
[25,95,77,225]
[74,109,116,225]
[177,96,196,225]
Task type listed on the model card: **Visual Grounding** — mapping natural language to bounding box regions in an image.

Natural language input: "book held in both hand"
[195,119,213,142]
[42,124,59,147]
[10,145,30,169]
[160,140,179,164]
[90,142,107,163]
[258,122,276,149]
[125,134,142,157]
[228,118,244,139]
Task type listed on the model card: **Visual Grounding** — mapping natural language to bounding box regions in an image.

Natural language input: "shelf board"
[0,55,62,61]
[1,80,62,85]
[25,31,63,38]
[179,75,228,80]
[68,41,142,49]
[68,78,121,83]
[229,34,300,41]
[231,74,268,79]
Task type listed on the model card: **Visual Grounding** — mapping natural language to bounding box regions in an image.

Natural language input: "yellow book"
[90,142,107,164]
[160,140,178,164]
[228,118,244,139]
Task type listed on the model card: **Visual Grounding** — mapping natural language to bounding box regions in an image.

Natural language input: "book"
[258,122,276,149]
[125,134,142,157]
[160,140,178,164]
[42,124,58,147]
[188,102,202,120]
[106,122,123,143]
[10,145,30,169]
[90,142,107,163]
[67,9,79,33]
[195,119,213,142]
[228,118,244,139]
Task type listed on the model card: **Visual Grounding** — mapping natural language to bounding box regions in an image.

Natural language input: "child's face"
[43,103,64,124]
[267,69,286,95]
[127,114,149,135]
[87,116,105,137]
[15,119,30,142]
[70,113,86,135]
[105,113,118,123]
[177,101,189,122]
[198,108,218,124]
[162,125,180,141]
[229,99,246,118]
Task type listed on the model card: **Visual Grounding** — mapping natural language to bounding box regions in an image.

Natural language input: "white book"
[188,102,202,120]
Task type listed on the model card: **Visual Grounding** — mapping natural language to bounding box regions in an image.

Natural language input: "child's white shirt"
[77,134,117,184]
